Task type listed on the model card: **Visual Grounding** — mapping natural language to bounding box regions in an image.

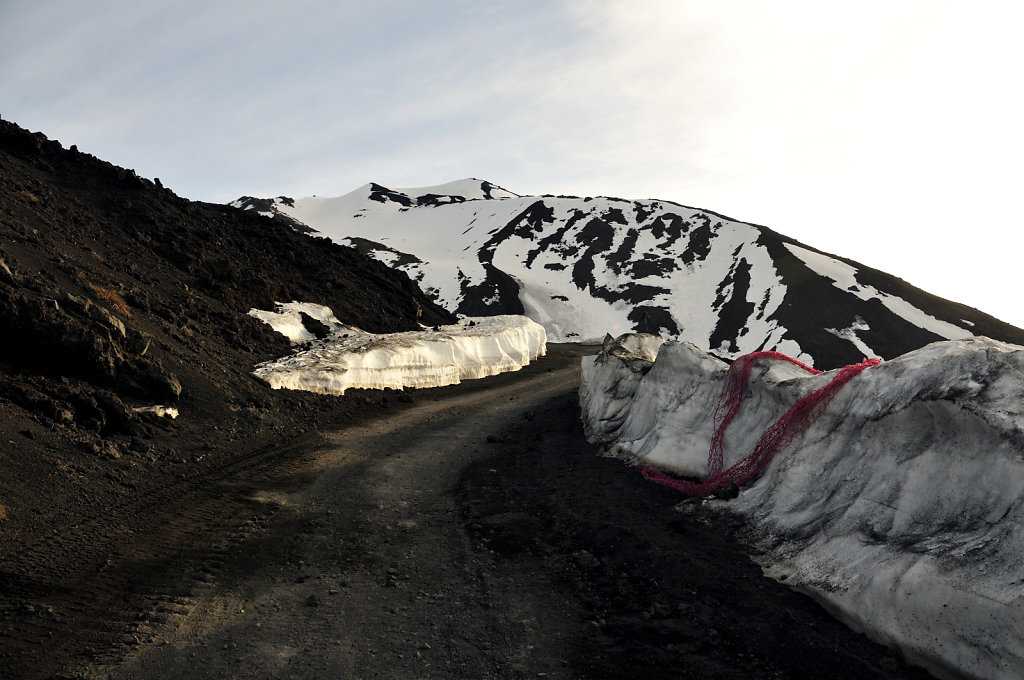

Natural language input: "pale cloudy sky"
[2,1,1022,328]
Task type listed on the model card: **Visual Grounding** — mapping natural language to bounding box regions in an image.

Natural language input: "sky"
[2,1,1022,328]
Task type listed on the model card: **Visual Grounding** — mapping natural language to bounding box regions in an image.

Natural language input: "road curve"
[86,349,588,679]
[8,344,934,680]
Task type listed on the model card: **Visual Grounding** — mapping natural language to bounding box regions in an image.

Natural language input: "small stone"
[648,602,673,619]
[129,436,151,454]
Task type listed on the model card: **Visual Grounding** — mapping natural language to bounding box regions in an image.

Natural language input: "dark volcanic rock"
[299,311,332,340]
[0,116,454,562]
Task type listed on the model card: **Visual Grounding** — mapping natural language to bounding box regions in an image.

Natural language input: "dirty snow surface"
[248,304,546,394]
[580,333,1024,680]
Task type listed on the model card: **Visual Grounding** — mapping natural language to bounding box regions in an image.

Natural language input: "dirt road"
[93,348,586,680]
[3,346,934,679]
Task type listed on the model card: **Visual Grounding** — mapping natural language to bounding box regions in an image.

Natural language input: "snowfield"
[231,179,1008,370]
[254,180,795,349]
[248,303,546,394]
[581,334,1024,680]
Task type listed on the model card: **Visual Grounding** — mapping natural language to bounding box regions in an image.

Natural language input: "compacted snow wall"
[250,308,547,395]
[580,334,1024,680]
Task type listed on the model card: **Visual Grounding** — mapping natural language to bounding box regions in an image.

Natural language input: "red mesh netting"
[641,351,881,496]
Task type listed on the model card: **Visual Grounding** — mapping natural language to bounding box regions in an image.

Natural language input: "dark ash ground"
[458,356,933,679]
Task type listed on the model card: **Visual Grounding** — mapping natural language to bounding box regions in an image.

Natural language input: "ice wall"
[581,334,1024,680]
[250,311,546,395]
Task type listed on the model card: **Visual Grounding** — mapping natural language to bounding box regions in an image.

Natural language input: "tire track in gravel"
[0,431,326,680]
[87,353,588,680]
[0,347,588,679]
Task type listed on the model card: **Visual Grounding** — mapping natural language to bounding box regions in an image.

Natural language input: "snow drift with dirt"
[580,334,1024,680]
[249,304,546,394]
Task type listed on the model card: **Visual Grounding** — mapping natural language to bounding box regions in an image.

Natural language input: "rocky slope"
[235,180,1024,369]
[0,117,452,549]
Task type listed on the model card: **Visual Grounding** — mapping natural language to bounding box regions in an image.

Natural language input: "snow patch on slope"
[785,243,972,341]
[826,317,880,360]
[249,310,546,395]
[248,301,347,344]
[581,334,1024,680]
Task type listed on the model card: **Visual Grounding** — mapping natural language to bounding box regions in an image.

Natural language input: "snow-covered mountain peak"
[319,178,518,210]
[231,180,1024,368]
[381,178,520,203]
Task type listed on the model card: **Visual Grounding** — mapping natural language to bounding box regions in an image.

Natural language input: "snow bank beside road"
[581,334,1024,680]
[249,309,546,394]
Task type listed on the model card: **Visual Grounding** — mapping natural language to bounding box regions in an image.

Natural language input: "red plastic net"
[641,351,881,496]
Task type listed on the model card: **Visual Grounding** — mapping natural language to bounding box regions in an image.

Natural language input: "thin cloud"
[0,0,1021,327]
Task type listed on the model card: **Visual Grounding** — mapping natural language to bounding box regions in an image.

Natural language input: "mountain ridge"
[234,179,1024,369]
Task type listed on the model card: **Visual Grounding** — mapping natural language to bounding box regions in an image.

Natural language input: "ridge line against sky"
[2,0,1021,328]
